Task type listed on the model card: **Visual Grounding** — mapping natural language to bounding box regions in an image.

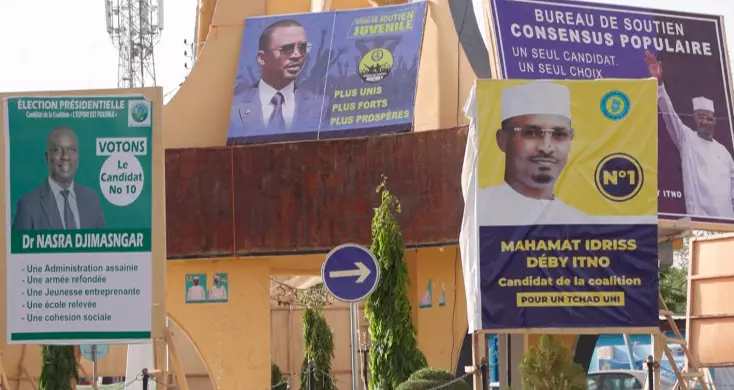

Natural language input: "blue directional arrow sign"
[321,243,381,302]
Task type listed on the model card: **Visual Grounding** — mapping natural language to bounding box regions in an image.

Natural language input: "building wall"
[160,0,476,387]
[164,247,467,389]
[166,0,473,149]
[0,0,592,388]
[167,259,271,389]
[414,247,468,372]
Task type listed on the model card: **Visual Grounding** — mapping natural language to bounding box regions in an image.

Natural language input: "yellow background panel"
[476,78,658,217]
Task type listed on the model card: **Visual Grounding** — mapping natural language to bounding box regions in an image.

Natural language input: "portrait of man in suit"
[12,126,106,231]
[228,19,323,138]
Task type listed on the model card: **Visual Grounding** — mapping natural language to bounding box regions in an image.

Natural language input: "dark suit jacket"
[228,80,323,138]
[12,180,106,230]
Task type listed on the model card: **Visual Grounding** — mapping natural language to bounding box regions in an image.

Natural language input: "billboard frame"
[227,1,430,145]
[483,0,734,233]
[467,0,731,387]
[0,87,190,389]
[686,233,734,368]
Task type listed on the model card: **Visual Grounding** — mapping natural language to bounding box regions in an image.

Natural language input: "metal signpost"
[80,344,109,385]
[322,243,381,390]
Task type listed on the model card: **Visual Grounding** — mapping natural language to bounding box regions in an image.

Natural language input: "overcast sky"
[0,0,196,101]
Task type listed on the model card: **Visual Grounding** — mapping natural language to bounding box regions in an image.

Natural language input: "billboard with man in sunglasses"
[227,2,428,145]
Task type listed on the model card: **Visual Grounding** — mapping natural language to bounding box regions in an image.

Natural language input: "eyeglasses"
[508,126,574,141]
[272,42,311,56]
[695,113,715,121]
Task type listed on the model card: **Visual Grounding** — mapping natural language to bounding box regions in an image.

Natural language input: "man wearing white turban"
[186,276,206,302]
[477,80,590,226]
[645,50,734,218]
[208,274,228,301]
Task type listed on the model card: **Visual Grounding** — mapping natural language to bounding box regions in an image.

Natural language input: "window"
[601,373,643,390]
[587,376,601,390]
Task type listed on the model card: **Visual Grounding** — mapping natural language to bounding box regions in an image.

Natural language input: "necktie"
[60,190,75,230]
[267,92,286,131]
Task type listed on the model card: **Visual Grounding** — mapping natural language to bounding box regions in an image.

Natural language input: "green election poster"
[185,273,207,303]
[3,95,153,344]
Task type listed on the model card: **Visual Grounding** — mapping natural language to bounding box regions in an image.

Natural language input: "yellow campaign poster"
[473,79,659,330]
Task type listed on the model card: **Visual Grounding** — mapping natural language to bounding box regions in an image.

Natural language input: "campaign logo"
[358,48,394,83]
[128,100,151,127]
[600,90,630,121]
[594,153,644,202]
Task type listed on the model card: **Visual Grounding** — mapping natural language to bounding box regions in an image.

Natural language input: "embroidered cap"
[501,81,572,122]
[692,96,714,113]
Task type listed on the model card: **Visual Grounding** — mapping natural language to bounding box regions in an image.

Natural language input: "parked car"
[587,369,676,390]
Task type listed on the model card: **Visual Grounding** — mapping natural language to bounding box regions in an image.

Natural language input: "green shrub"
[409,367,458,382]
[271,362,284,388]
[397,379,446,390]
[396,367,470,390]
[519,335,587,390]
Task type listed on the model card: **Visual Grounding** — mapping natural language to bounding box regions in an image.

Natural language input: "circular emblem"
[600,90,630,121]
[131,103,149,123]
[594,153,644,202]
[358,48,394,83]
[99,154,145,207]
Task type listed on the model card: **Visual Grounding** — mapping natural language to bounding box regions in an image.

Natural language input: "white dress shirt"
[208,285,227,300]
[47,177,80,229]
[477,183,591,226]
[187,285,206,301]
[658,85,734,218]
[259,80,295,129]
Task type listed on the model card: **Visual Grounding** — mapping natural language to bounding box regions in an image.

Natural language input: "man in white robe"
[645,50,734,218]
[208,275,228,301]
[477,80,591,226]
[186,276,206,301]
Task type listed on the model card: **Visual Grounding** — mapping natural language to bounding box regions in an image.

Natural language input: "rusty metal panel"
[166,127,467,257]
[165,147,235,258]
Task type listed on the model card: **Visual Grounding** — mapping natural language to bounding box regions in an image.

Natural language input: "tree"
[365,176,427,390]
[660,230,722,313]
[518,335,587,390]
[39,345,79,390]
[299,284,336,390]
[660,266,687,314]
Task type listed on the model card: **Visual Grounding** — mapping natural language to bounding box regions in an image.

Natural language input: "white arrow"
[329,262,371,284]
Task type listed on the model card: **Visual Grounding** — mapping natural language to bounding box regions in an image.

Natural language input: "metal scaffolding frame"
[105,0,164,89]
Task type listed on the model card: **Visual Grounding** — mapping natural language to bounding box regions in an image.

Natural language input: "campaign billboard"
[468,78,659,330]
[488,0,734,227]
[4,95,153,344]
[227,2,428,145]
